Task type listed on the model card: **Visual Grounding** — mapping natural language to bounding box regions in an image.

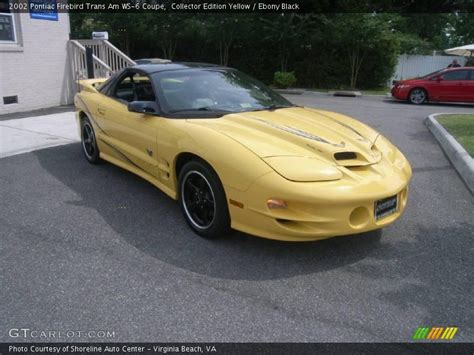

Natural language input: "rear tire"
[178,160,231,239]
[408,88,427,104]
[80,117,101,164]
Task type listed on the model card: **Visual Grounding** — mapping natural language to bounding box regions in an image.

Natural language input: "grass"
[436,114,474,157]
[361,88,391,95]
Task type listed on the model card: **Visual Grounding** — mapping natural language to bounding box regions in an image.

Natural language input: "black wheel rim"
[181,170,215,230]
[410,89,425,104]
[82,122,95,158]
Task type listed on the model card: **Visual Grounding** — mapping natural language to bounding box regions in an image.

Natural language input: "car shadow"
[383,98,474,108]
[35,144,385,281]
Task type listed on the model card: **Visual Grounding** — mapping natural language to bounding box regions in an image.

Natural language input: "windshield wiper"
[266,104,295,110]
[248,104,296,112]
[169,107,231,114]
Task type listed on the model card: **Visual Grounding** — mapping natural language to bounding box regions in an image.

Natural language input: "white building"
[0,4,72,114]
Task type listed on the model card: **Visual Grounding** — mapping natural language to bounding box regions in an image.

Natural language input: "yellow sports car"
[74,63,412,241]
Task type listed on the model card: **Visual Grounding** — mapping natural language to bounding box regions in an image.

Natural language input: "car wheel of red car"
[408,88,427,104]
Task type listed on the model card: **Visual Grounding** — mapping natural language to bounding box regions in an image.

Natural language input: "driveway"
[0,96,473,342]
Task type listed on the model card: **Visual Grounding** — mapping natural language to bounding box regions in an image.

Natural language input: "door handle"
[97,108,106,115]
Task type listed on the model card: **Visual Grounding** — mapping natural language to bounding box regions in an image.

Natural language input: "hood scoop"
[334,152,357,160]
[333,145,381,166]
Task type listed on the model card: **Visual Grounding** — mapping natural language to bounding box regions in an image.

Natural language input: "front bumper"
[391,86,410,100]
[225,163,411,241]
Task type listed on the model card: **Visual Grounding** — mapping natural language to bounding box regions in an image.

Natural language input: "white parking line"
[0,112,79,158]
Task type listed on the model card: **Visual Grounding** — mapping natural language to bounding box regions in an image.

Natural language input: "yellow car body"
[74,65,411,241]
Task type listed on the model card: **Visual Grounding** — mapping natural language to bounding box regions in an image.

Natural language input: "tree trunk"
[123,34,130,56]
[349,45,365,89]
[219,42,224,66]
[223,38,232,66]
[280,49,289,72]
[162,39,176,60]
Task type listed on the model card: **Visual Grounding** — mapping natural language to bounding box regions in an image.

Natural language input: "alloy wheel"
[410,89,426,104]
[82,122,96,159]
[181,170,216,230]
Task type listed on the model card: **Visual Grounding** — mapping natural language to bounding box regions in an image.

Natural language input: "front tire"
[408,88,427,104]
[80,117,101,164]
[178,160,231,239]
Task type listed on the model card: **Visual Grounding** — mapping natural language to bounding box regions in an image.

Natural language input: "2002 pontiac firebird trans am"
[74,63,412,241]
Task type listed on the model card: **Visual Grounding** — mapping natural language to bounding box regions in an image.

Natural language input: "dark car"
[391,67,474,104]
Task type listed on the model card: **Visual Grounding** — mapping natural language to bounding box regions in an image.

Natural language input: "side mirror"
[436,76,443,82]
[128,101,157,114]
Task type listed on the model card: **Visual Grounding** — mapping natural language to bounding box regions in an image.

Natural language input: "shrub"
[273,71,297,89]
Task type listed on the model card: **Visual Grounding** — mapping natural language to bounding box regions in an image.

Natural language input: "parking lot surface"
[1,95,473,342]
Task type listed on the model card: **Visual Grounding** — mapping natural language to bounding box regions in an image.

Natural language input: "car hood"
[188,107,381,167]
[397,78,427,85]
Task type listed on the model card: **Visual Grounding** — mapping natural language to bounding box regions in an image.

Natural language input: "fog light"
[349,207,369,228]
[267,199,287,209]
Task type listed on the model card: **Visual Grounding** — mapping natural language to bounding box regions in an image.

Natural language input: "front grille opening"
[334,152,357,160]
[276,219,299,228]
[3,95,18,105]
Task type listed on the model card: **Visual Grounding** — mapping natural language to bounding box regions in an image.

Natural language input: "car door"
[98,71,160,179]
[465,69,474,102]
[436,69,470,102]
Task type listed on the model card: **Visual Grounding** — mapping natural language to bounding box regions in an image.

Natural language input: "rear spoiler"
[78,78,107,93]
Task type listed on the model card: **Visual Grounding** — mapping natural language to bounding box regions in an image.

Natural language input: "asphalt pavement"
[0,95,473,342]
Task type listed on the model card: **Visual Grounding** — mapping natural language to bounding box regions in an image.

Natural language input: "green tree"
[390,13,455,54]
[449,13,474,45]
[143,14,193,60]
[204,15,249,66]
[327,14,399,88]
[261,14,317,72]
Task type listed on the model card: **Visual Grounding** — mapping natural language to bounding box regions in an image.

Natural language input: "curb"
[425,113,474,194]
[0,105,74,121]
[274,88,305,95]
[328,90,362,97]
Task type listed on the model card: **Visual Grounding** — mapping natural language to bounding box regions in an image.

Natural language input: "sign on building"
[28,0,58,21]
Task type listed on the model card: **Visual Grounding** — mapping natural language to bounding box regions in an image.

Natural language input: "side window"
[135,75,156,101]
[113,74,135,102]
[442,70,469,81]
[112,72,156,103]
[469,70,474,81]
[98,74,117,95]
[0,1,16,43]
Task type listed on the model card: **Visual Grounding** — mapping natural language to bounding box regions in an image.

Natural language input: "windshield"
[417,69,446,79]
[151,69,293,117]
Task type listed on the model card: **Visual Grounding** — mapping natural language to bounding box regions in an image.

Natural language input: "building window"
[0,1,16,43]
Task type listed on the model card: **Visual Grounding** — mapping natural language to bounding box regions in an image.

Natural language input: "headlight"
[375,135,410,175]
[374,135,396,163]
[263,156,343,182]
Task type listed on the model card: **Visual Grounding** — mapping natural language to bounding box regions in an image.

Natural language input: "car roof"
[127,62,227,74]
[445,66,473,71]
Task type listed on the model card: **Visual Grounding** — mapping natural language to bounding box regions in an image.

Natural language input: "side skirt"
[100,151,177,200]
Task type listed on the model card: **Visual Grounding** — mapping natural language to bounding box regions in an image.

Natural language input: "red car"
[391,67,474,104]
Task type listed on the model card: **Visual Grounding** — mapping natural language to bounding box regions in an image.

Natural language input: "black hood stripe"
[250,117,345,147]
